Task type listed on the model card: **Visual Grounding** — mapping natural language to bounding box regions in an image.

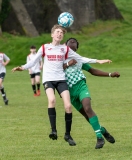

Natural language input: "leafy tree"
[0,0,10,34]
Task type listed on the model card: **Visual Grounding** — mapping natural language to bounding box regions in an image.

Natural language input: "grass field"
[0,65,131,160]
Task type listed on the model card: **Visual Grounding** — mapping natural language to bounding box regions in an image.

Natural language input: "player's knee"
[0,86,3,89]
[84,107,95,117]
[48,98,56,106]
[36,81,40,84]
[64,103,72,113]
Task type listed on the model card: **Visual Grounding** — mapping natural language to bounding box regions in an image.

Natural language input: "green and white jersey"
[65,62,91,88]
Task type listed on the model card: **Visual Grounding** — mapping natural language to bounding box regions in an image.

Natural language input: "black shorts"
[43,80,69,95]
[30,72,40,78]
[0,72,6,80]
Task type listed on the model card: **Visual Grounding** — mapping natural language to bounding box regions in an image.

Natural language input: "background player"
[0,52,10,105]
[63,38,120,149]
[27,45,43,96]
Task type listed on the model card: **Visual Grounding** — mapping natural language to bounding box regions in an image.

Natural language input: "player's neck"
[51,40,61,46]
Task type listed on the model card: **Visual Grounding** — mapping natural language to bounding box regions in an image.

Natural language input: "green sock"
[89,116,102,138]
[100,126,106,134]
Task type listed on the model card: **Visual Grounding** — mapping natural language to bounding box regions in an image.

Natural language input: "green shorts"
[69,79,91,111]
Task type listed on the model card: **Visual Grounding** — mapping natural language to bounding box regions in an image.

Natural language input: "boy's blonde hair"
[51,24,67,34]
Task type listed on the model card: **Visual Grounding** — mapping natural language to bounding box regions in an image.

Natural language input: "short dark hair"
[30,45,36,49]
[65,38,79,49]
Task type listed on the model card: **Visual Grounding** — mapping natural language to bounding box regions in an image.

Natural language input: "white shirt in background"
[0,53,10,73]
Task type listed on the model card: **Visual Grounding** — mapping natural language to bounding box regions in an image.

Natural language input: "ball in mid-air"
[58,12,74,28]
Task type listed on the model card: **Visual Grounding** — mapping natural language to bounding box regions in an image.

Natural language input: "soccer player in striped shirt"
[12,24,112,146]
[64,38,120,149]
[0,52,10,105]
[27,45,43,96]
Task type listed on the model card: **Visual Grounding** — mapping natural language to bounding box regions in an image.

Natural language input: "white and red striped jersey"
[0,53,10,73]
[27,53,42,74]
[22,43,97,83]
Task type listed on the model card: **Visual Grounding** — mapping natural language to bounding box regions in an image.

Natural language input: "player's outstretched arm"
[13,47,43,73]
[96,59,112,64]
[89,68,120,78]
[68,49,113,64]
[12,66,24,72]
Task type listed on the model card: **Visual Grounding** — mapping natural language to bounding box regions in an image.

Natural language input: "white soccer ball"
[58,12,74,28]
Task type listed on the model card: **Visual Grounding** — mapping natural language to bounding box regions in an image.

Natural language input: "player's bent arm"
[3,60,10,66]
[63,63,67,70]
[3,54,10,66]
[63,59,77,69]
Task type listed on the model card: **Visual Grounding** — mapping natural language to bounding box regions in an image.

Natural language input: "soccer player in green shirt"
[63,38,120,149]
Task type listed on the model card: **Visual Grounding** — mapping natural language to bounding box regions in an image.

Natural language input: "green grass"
[0,65,132,160]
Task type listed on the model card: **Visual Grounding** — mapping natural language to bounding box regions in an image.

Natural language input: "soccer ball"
[58,12,74,28]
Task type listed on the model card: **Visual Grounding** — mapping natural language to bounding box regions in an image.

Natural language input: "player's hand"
[111,72,120,78]
[97,59,112,64]
[68,59,77,66]
[12,66,24,72]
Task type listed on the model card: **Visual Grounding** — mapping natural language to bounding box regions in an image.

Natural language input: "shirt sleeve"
[67,48,97,63]
[82,63,91,71]
[22,47,43,70]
